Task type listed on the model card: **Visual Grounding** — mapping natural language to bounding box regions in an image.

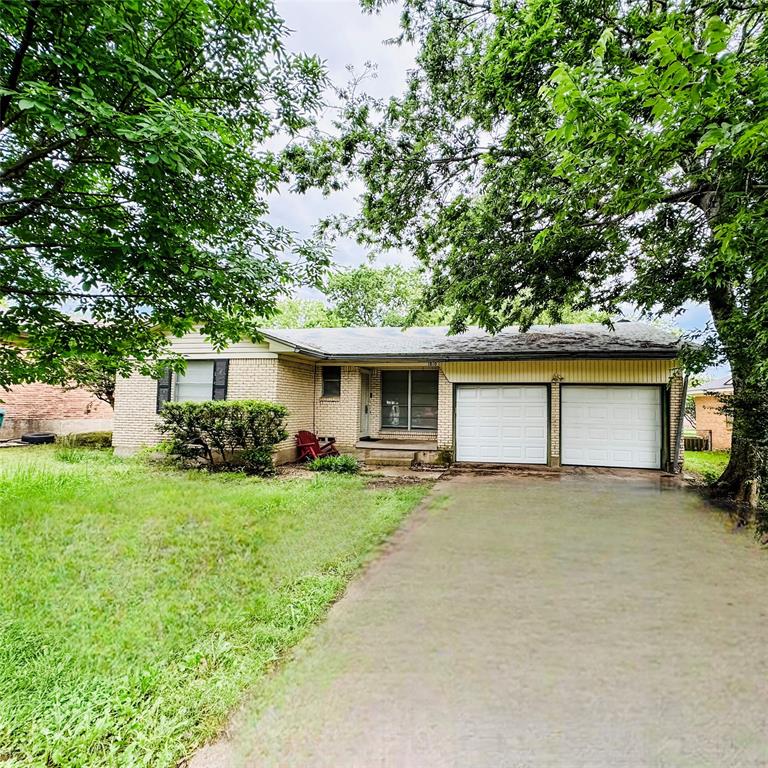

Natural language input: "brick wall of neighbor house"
[113,358,280,456]
[313,365,361,453]
[0,383,113,439]
[694,393,732,450]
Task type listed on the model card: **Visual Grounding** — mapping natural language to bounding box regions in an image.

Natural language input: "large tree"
[324,263,443,326]
[0,0,328,388]
[287,0,768,505]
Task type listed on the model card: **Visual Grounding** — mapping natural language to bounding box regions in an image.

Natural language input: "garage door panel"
[456,385,548,464]
[561,386,661,469]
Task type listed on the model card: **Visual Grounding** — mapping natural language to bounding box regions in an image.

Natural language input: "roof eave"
[281,349,681,362]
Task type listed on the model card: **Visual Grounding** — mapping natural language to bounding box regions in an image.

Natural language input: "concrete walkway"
[191,472,768,768]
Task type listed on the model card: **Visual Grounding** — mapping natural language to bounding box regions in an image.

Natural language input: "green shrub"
[57,431,113,448]
[157,400,288,475]
[308,455,360,474]
[237,446,277,476]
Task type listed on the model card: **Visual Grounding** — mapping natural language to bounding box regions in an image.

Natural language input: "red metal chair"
[296,430,340,462]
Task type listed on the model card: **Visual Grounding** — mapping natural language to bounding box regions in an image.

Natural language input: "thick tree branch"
[0,0,40,127]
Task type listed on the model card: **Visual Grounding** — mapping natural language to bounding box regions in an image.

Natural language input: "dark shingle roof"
[262,323,680,360]
[689,375,733,394]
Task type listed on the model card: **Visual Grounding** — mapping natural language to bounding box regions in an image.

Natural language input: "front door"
[360,372,371,437]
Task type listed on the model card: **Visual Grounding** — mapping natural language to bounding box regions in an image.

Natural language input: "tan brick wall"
[113,359,280,456]
[314,365,361,452]
[550,381,560,465]
[274,359,315,462]
[668,372,685,466]
[437,368,453,451]
[694,393,732,450]
[114,355,685,469]
[113,371,164,455]
[227,359,278,400]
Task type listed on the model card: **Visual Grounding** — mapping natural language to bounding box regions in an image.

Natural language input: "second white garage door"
[455,385,548,464]
[560,386,662,469]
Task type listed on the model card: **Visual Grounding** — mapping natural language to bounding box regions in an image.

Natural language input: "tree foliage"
[287,0,768,504]
[267,298,340,329]
[0,0,328,388]
[267,265,447,327]
[323,264,443,326]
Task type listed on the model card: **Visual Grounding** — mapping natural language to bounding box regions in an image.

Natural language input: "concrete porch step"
[358,448,417,460]
[361,456,416,467]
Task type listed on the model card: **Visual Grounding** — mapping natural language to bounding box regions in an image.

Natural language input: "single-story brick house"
[113,322,686,471]
[0,383,113,440]
[688,375,732,450]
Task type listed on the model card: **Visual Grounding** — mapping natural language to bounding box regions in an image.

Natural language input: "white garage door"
[561,386,662,469]
[455,385,548,464]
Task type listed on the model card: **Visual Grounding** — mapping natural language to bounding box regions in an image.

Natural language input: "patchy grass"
[0,447,430,768]
[684,450,730,484]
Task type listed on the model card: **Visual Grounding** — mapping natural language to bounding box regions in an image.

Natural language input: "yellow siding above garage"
[441,358,678,384]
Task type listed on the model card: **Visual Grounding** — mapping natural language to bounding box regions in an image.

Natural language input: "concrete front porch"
[355,438,441,467]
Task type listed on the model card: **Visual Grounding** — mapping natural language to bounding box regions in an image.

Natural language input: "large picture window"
[381,369,438,430]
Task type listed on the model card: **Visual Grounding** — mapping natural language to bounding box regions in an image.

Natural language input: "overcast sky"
[271,0,723,370]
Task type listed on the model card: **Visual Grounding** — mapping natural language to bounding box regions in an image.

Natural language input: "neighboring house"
[688,375,733,450]
[113,323,686,471]
[0,383,113,440]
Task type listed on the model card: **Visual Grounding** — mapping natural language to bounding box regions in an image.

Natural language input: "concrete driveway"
[192,472,768,768]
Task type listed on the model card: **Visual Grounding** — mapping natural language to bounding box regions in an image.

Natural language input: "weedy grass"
[307,454,361,473]
[684,450,730,484]
[0,447,429,768]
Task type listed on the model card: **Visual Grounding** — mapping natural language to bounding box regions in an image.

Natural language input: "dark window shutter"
[156,367,172,413]
[212,360,229,400]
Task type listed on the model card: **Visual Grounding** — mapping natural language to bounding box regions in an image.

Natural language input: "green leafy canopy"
[0,0,329,387]
[286,0,768,498]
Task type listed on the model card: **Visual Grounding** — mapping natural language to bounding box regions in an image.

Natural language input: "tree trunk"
[713,413,764,516]
[706,286,767,514]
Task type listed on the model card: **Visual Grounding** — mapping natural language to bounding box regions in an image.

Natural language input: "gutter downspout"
[672,374,689,474]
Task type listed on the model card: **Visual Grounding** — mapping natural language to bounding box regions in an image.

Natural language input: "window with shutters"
[168,360,228,403]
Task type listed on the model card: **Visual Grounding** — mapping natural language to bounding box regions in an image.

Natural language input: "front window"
[175,360,215,402]
[381,369,438,430]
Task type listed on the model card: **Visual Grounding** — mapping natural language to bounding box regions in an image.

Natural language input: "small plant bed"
[0,446,429,767]
[308,455,360,474]
[684,450,730,484]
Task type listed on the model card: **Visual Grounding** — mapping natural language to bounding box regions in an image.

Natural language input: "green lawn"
[0,447,430,767]
[684,450,730,482]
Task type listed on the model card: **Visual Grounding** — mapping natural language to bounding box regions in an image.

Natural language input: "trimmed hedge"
[157,400,288,475]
